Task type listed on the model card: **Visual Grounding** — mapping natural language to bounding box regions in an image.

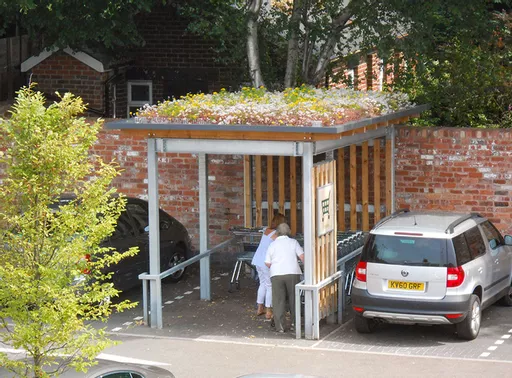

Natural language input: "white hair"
[276,223,291,236]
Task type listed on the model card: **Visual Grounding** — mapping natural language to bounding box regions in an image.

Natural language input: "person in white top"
[251,213,286,319]
[265,223,304,333]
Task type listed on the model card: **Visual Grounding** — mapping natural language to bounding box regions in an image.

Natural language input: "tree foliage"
[0,0,155,49]
[0,87,138,377]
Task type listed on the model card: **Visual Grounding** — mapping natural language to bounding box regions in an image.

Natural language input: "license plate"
[388,280,425,291]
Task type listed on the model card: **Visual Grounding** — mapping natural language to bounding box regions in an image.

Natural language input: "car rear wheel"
[354,314,377,333]
[164,247,187,283]
[456,294,481,340]
[499,282,512,306]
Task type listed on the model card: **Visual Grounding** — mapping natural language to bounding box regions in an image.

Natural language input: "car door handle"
[494,259,499,264]
[478,267,483,273]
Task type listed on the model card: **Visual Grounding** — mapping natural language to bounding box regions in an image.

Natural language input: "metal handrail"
[138,237,238,325]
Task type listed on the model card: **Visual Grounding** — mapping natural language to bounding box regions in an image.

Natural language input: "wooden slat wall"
[255,156,263,226]
[374,139,381,224]
[350,145,357,230]
[312,160,337,319]
[362,141,369,231]
[290,157,297,235]
[385,138,393,216]
[337,148,345,231]
[279,156,285,214]
[267,156,274,226]
[244,156,252,227]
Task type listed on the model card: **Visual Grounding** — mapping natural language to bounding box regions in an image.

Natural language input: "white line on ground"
[501,334,511,339]
[311,325,344,348]
[479,352,490,358]
[509,329,512,333]
[496,340,505,345]
[0,347,24,354]
[184,291,193,295]
[97,353,171,367]
[107,331,512,365]
[122,322,133,326]
[164,300,174,305]
[488,346,498,351]
[111,327,122,332]
[174,296,184,300]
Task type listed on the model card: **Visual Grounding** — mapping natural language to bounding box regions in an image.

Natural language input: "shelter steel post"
[302,142,315,339]
[147,138,162,328]
[199,153,211,300]
[389,126,396,212]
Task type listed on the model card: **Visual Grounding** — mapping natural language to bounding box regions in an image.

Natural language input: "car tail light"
[355,261,367,282]
[353,306,364,313]
[447,266,465,287]
[79,254,91,275]
[445,313,463,319]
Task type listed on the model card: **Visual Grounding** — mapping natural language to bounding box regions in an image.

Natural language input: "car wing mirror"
[505,235,512,246]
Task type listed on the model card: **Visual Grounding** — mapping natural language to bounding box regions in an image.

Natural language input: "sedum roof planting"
[136,85,414,127]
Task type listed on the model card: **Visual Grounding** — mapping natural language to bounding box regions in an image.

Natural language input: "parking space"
[103,268,512,363]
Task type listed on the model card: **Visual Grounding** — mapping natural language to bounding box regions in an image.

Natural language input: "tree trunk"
[247,0,265,88]
[284,0,303,88]
[304,8,353,86]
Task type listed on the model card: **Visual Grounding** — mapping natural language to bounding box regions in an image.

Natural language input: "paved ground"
[104,265,512,366]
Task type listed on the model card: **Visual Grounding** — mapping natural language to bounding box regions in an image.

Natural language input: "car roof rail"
[445,213,483,234]
[373,208,410,230]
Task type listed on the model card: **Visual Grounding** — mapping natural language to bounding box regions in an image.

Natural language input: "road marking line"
[0,347,24,354]
[122,322,133,326]
[194,286,200,290]
[110,331,512,365]
[509,329,512,333]
[488,346,498,351]
[97,353,171,367]
[479,352,490,358]
[495,340,504,345]
[312,325,344,348]
[111,327,122,332]
[174,296,184,300]
[501,334,511,339]
[133,316,143,321]
[184,291,193,295]
[164,300,174,305]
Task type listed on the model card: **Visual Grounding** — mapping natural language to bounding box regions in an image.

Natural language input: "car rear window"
[362,234,455,267]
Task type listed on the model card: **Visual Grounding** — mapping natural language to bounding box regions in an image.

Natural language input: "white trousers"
[256,265,272,307]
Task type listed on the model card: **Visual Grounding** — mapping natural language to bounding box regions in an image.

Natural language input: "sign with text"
[316,183,334,237]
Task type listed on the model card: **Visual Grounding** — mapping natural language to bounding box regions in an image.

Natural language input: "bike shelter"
[107,104,427,340]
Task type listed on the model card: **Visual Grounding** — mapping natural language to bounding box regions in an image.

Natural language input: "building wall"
[395,126,512,235]
[93,126,246,251]
[30,52,107,113]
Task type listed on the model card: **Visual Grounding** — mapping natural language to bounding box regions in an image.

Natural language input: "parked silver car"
[351,210,512,340]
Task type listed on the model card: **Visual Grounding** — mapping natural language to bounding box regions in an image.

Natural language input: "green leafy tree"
[0,87,138,377]
[0,0,155,49]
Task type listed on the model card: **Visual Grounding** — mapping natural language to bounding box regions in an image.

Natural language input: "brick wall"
[395,126,512,235]
[94,126,245,251]
[31,52,107,112]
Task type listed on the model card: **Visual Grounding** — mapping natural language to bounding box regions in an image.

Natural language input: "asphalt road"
[98,270,512,378]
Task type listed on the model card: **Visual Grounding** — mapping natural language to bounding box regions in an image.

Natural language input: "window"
[126,203,149,234]
[464,227,486,259]
[363,234,453,267]
[101,372,144,378]
[112,212,136,239]
[479,220,504,249]
[452,233,472,265]
[127,81,152,118]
